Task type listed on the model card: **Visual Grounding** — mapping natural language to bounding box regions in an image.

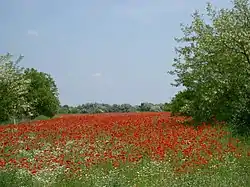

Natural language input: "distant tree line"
[58,102,170,114]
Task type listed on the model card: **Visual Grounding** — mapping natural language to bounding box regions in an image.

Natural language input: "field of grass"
[0,112,250,187]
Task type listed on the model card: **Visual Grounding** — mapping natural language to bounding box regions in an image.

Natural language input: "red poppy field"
[0,112,250,186]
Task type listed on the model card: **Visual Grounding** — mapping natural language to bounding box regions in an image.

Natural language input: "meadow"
[0,112,250,187]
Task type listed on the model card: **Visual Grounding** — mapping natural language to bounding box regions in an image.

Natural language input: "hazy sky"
[0,0,232,106]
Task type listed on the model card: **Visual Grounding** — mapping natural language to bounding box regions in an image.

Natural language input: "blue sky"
[0,0,232,106]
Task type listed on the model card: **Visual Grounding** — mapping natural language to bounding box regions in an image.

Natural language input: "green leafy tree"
[58,105,70,114]
[169,0,250,134]
[169,89,195,116]
[0,53,33,122]
[139,102,152,112]
[162,102,172,112]
[23,68,60,118]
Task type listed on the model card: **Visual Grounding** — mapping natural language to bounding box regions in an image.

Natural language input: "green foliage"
[0,54,60,124]
[0,169,34,187]
[58,105,70,114]
[162,102,171,112]
[169,0,250,134]
[0,53,33,122]
[34,115,50,121]
[169,89,194,116]
[23,68,60,118]
[58,102,165,114]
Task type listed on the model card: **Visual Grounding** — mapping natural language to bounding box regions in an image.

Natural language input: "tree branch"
[221,40,250,65]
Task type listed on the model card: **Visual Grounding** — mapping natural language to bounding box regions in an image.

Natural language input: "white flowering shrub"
[0,53,34,122]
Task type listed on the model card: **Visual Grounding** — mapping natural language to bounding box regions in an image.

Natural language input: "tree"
[139,102,152,112]
[162,102,172,112]
[169,0,250,134]
[169,89,194,116]
[58,105,70,114]
[120,104,135,112]
[23,68,60,118]
[0,53,33,122]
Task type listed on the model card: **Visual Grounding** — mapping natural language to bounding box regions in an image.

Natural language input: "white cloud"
[27,29,39,36]
[92,72,102,77]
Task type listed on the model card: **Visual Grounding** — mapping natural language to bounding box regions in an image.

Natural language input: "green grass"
[0,149,249,187]
[0,115,57,125]
[33,115,51,121]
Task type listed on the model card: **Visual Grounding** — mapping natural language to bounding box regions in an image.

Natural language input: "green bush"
[34,115,50,121]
